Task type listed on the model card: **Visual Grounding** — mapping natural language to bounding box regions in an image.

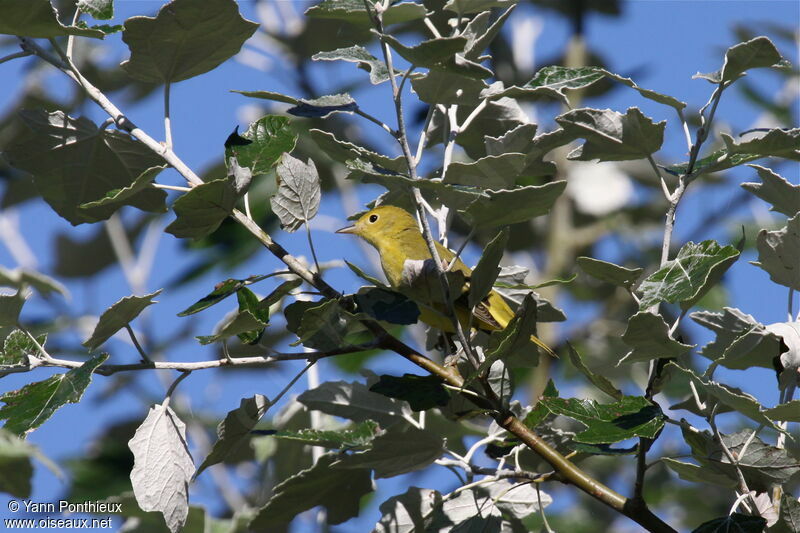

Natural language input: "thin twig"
[152,183,192,192]
[125,324,151,363]
[0,50,32,65]
[354,108,396,137]
[164,81,173,150]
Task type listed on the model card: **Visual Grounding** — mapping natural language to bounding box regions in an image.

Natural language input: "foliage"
[0,1,798,532]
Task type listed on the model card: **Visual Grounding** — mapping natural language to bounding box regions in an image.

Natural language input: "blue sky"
[0,1,798,531]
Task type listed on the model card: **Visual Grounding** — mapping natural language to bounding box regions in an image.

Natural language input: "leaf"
[177,275,269,316]
[463,6,515,61]
[752,212,800,291]
[690,307,782,369]
[336,425,444,478]
[0,290,26,328]
[598,68,687,111]
[232,287,270,344]
[380,34,468,68]
[298,380,410,427]
[369,374,450,411]
[0,353,108,435]
[285,299,364,351]
[249,453,372,527]
[662,458,737,489]
[0,0,105,38]
[196,310,268,345]
[411,70,488,106]
[637,240,740,310]
[664,149,763,177]
[1,329,46,366]
[576,256,643,289]
[621,311,694,363]
[722,128,800,162]
[493,266,567,322]
[83,290,162,351]
[305,0,427,26]
[310,129,406,172]
[270,153,321,232]
[487,65,605,106]
[539,396,664,444]
[287,94,358,118]
[445,153,527,190]
[443,0,517,14]
[3,110,166,225]
[523,379,559,430]
[694,36,783,84]
[0,429,34,496]
[772,492,800,533]
[374,487,445,533]
[346,260,387,288]
[463,181,567,227]
[764,400,800,422]
[196,395,271,477]
[224,115,297,176]
[741,164,800,217]
[312,45,398,85]
[77,0,113,20]
[120,0,258,83]
[666,363,783,431]
[714,431,799,490]
[477,294,539,376]
[427,488,505,531]
[271,420,379,450]
[79,165,167,210]
[165,178,240,239]
[0,267,68,298]
[566,344,623,400]
[355,287,420,325]
[128,402,195,533]
[556,107,665,162]
[469,228,509,309]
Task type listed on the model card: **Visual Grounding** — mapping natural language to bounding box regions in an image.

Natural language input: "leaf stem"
[125,324,152,363]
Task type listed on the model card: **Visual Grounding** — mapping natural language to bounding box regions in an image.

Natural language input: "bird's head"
[336,205,418,249]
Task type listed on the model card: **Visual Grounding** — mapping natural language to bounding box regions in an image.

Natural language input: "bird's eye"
[368,214,379,223]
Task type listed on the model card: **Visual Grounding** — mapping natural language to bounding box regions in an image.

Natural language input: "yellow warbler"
[336,205,556,358]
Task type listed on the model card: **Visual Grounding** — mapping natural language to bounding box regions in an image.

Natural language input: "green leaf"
[196,395,271,477]
[487,65,605,106]
[177,275,269,316]
[741,164,800,217]
[694,36,784,84]
[1,330,46,366]
[305,0,427,26]
[121,0,258,83]
[0,428,60,497]
[0,290,26,328]
[335,425,444,478]
[345,260,387,288]
[468,228,509,310]
[83,290,162,351]
[663,149,762,177]
[721,128,800,162]
[566,344,622,400]
[599,69,687,111]
[3,110,167,225]
[249,453,372,527]
[310,129,406,173]
[577,256,643,289]
[380,34,468,68]
[411,70,488,105]
[270,153,321,232]
[666,363,783,431]
[270,420,379,450]
[493,266,567,322]
[764,400,800,423]
[0,0,105,38]
[0,267,68,298]
[772,492,800,533]
[287,94,358,118]
[478,294,539,376]
[463,181,567,227]
[297,380,410,428]
[523,379,559,429]
[374,487,445,533]
[0,353,108,435]
[621,311,694,363]
[637,240,740,310]
[165,178,240,239]
[225,115,297,176]
[369,374,450,411]
[196,311,268,345]
[556,107,665,162]
[752,212,800,291]
[235,287,269,344]
[354,287,420,325]
[662,458,737,489]
[463,6,515,61]
[445,153,527,189]
[284,299,363,351]
[77,0,113,20]
[539,396,664,444]
[312,45,398,85]
[690,307,782,369]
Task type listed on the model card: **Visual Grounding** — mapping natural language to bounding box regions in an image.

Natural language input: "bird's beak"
[335,224,357,234]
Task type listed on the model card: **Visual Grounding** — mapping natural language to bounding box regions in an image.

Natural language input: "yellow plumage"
[337,205,556,358]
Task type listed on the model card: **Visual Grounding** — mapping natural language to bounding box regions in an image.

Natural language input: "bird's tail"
[530,334,558,359]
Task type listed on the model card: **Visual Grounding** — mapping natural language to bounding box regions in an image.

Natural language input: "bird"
[336,205,556,358]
